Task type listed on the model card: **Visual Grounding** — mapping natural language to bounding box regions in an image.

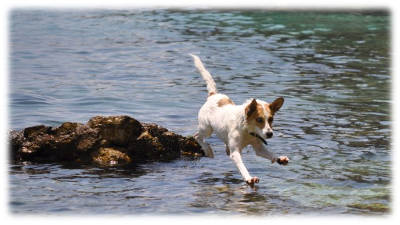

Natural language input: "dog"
[190,54,289,186]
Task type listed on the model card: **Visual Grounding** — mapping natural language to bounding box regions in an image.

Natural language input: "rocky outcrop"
[9,115,203,166]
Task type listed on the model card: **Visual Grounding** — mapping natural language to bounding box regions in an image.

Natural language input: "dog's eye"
[268,117,273,124]
[256,117,264,123]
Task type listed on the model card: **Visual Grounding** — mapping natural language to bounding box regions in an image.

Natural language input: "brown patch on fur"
[269,97,284,115]
[208,91,216,96]
[264,103,274,127]
[245,99,266,129]
[264,103,271,113]
[245,99,258,118]
[264,97,284,127]
[267,116,274,128]
[217,97,234,107]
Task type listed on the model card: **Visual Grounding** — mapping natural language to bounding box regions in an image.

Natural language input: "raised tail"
[190,54,217,96]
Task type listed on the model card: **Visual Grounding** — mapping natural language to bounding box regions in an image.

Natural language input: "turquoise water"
[9,10,390,215]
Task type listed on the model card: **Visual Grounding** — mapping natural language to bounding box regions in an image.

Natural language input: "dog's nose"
[266,131,273,138]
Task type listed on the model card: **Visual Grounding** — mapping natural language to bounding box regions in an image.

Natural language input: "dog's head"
[244,97,284,141]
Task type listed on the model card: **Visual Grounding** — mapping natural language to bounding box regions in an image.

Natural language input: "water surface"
[9,10,390,215]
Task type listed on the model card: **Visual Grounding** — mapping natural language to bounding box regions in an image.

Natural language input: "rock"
[92,147,131,166]
[178,136,204,158]
[9,115,203,166]
[23,125,51,138]
[87,116,143,146]
[134,130,165,162]
[53,122,82,135]
[75,124,100,152]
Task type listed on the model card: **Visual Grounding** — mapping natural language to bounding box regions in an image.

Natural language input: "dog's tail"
[190,54,217,96]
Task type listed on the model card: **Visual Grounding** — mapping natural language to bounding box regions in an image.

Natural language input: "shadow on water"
[9,161,150,181]
[188,171,309,215]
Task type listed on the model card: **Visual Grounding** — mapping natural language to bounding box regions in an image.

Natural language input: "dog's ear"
[269,97,284,114]
[245,99,258,118]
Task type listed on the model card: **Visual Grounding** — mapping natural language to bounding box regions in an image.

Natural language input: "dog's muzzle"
[249,132,268,145]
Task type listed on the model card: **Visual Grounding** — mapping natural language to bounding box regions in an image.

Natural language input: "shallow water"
[9,10,390,215]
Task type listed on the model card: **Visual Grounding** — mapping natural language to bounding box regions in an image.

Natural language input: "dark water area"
[9,9,390,215]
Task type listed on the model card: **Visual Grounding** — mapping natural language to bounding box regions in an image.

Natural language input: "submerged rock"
[9,115,203,166]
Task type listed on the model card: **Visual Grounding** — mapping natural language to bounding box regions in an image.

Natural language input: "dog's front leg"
[230,151,250,180]
[252,142,289,165]
[230,151,259,186]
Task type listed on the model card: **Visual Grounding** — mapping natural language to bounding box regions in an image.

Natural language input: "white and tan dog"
[190,54,289,186]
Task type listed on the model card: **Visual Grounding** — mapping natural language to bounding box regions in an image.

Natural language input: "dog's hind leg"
[225,145,230,156]
[194,127,214,158]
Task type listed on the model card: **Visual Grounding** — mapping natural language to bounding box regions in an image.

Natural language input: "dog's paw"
[276,156,289,165]
[246,177,260,186]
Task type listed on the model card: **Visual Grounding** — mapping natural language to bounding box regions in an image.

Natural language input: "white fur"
[190,54,287,184]
[190,54,217,94]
